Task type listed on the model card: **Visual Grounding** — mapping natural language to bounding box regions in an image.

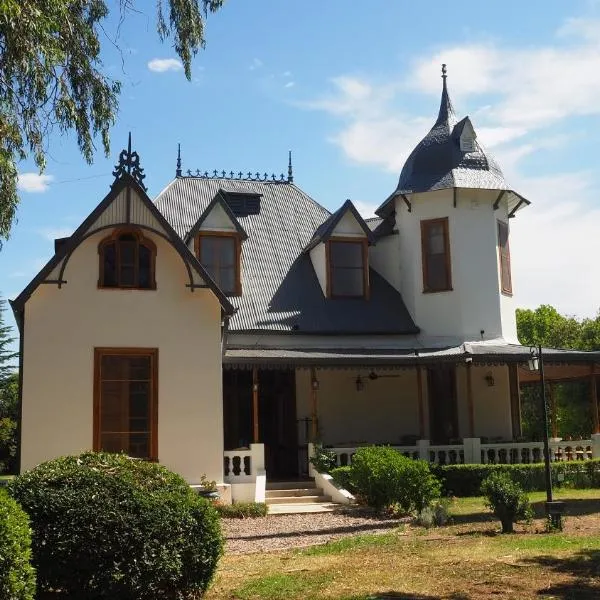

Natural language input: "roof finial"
[176,143,182,177]
[287,150,294,183]
[435,63,455,126]
[112,132,147,191]
[441,63,447,80]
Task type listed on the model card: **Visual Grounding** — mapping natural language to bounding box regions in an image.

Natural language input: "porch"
[221,345,600,499]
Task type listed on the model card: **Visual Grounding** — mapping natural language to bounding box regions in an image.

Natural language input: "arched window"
[99,229,156,289]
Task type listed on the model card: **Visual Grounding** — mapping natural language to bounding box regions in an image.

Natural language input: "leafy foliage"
[0,488,35,600]
[0,299,17,474]
[330,465,353,492]
[9,451,223,599]
[346,446,441,512]
[215,501,268,518]
[436,460,600,497]
[480,472,533,533]
[309,444,338,473]
[414,498,451,528]
[0,0,224,241]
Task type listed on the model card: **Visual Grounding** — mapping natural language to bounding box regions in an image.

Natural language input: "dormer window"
[99,229,156,289]
[327,239,368,298]
[196,232,241,295]
[460,136,475,152]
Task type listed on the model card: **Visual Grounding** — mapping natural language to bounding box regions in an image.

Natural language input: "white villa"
[10,67,600,503]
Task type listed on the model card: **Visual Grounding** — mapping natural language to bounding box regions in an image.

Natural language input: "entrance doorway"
[223,368,298,480]
[428,365,458,443]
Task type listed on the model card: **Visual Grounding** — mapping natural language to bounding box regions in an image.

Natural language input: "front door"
[259,369,298,480]
[428,365,458,443]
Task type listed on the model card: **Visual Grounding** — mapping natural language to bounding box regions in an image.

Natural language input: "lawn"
[207,489,600,600]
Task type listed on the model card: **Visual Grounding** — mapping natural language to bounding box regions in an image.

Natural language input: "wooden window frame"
[325,237,370,299]
[93,348,159,461]
[497,220,513,296]
[98,228,157,290]
[420,217,453,293]
[195,231,242,296]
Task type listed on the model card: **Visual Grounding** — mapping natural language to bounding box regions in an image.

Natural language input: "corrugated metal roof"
[154,177,419,334]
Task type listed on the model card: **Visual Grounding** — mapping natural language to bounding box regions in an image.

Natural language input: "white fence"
[223,443,264,483]
[327,434,600,467]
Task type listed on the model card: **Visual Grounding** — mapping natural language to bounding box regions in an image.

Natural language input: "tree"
[0,0,224,241]
[0,299,17,473]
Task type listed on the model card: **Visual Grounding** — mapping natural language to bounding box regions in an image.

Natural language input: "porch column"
[252,367,259,443]
[310,367,319,441]
[416,366,425,439]
[508,364,522,439]
[591,365,599,434]
[548,383,558,439]
[466,362,475,438]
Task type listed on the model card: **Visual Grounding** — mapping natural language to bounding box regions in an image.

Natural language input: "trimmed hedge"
[215,501,268,518]
[0,489,35,600]
[434,459,600,497]
[9,452,223,599]
[331,466,354,492]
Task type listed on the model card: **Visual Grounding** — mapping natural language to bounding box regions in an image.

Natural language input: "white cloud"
[284,81,295,89]
[17,173,53,193]
[249,58,263,71]
[37,227,73,241]
[147,58,183,73]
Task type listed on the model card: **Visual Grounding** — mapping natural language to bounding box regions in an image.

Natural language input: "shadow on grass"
[523,549,600,599]
[343,592,470,599]
[530,497,600,518]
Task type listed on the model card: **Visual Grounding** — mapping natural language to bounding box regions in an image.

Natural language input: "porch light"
[252,382,259,393]
[528,353,540,372]
[484,372,495,387]
[311,377,319,391]
[355,376,364,392]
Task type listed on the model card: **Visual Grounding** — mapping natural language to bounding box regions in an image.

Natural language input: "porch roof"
[223,343,600,369]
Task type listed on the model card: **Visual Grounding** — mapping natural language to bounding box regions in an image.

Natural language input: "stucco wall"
[332,211,366,237]
[21,230,224,484]
[369,232,402,293]
[296,368,422,445]
[455,364,512,439]
[394,188,517,342]
[199,202,237,232]
[309,242,327,296]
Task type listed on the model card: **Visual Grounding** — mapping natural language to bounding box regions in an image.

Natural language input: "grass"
[207,489,600,600]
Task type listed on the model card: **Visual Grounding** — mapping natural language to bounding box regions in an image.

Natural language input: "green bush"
[348,446,441,512]
[435,459,600,497]
[215,501,268,518]
[9,452,223,599]
[330,466,354,492]
[0,489,35,600]
[481,472,533,533]
[309,444,338,473]
[414,498,451,528]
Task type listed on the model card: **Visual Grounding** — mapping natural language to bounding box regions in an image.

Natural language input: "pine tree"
[0,299,17,382]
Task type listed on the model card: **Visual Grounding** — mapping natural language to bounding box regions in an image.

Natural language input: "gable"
[199,201,237,231]
[12,175,234,318]
[332,210,369,237]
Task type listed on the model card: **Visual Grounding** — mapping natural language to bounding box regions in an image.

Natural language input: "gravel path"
[222,508,408,554]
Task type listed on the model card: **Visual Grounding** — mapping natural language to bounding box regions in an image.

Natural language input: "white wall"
[21,230,225,484]
[332,211,366,237]
[394,188,518,342]
[369,232,402,293]
[199,202,237,232]
[309,242,327,296]
[296,368,422,445]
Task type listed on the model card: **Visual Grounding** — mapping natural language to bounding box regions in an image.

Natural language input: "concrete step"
[265,494,331,505]
[268,502,338,515]
[266,480,316,490]
[265,488,322,499]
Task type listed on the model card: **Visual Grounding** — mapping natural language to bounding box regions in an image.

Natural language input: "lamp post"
[528,345,565,528]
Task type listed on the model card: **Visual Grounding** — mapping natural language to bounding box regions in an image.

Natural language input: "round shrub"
[349,446,441,512]
[481,471,533,533]
[0,489,35,600]
[9,452,223,599]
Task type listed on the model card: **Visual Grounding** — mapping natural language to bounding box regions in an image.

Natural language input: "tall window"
[421,218,452,293]
[497,220,512,295]
[94,349,158,460]
[99,229,156,289]
[327,239,368,298]
[196,232,241,295]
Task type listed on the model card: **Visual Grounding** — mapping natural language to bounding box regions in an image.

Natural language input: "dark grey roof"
[376,74,530,217]
[303,199,374,252]
[224,343,600,367]
[155,177,418,334]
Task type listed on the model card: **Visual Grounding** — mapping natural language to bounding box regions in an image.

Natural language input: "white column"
[463,438,482,464]
[417,439,430,461]
[592,433,600,459]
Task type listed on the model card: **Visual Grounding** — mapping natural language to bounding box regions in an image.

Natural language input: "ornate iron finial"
[287,150,294,183]
[112,132,147,191]
[441,63,447,80]
[176,143,182,177]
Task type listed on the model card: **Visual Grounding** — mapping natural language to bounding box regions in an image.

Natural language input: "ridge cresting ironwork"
[182,169,291,183]
[112,132,147,191]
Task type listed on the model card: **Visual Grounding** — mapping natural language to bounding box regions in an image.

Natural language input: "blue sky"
[3,0,600,340]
